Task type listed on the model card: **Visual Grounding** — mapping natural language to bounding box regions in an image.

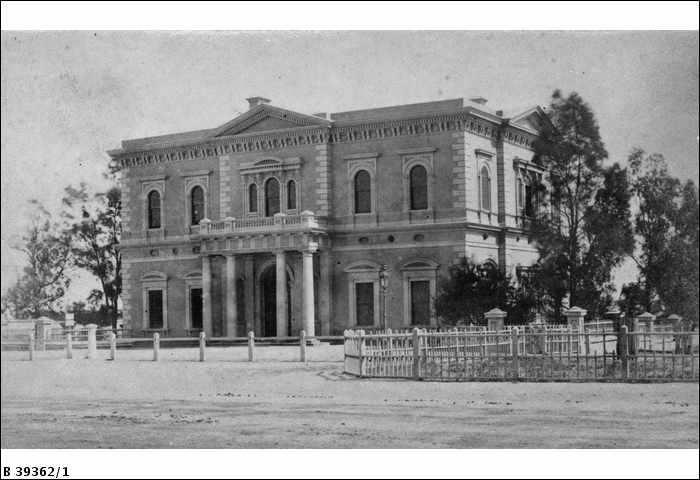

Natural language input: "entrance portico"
[196,211,326,338]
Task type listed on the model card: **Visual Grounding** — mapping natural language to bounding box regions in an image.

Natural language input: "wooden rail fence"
[344,326,699,382]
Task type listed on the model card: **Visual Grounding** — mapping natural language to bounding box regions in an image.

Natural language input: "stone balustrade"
[194,211,324,237]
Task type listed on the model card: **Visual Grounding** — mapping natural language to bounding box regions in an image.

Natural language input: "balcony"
[193,211,327,239]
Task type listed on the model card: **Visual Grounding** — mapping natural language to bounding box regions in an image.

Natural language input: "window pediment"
[344,260,382,273]
[239,157,302,175]
[401,258,439,271]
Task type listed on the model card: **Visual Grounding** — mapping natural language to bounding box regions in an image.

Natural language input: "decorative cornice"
[113,111,538,168]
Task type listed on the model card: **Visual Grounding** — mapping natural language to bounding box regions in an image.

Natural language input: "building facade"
[109,96,548,337]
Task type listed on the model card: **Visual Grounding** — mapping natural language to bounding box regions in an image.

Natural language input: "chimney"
[469,97,488,105]
[246,96,271,109]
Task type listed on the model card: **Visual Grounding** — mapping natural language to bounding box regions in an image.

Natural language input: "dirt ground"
[1,345,698,448]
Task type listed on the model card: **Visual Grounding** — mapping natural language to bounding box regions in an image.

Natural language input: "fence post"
[65,329,73,360]
[620,325,629,379]
[199,331,206,362]
[564,307,587,354]
[86,323,97,360]
[412,328,420,380]
[28,332,35,361]
[511,327,520,380]
[109,332,117,361]
[248,331,255,362]
[300,330,307,363]
[668,314,683,354]
[152,332,160,361]
[386,328,393,352]
[35,318,51,352]
[358,330,364,376]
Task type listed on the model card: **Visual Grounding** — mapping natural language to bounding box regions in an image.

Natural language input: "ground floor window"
[410,280,430,326]
[355,282,375,327]
[401,259,439,327]
[147,289,164,329]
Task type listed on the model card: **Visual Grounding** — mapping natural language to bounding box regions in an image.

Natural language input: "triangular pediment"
[210,104,331,138]
[509,106,552,135]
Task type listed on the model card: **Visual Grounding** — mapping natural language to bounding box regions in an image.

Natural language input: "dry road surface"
[2,345,698,448]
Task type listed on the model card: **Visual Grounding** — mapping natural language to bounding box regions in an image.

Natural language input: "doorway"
[261,267,277,337]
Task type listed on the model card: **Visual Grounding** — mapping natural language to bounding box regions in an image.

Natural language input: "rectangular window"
[410,280,430,326]
[148,290,164,329]
[190,288,203,330]
[355,282,374,326]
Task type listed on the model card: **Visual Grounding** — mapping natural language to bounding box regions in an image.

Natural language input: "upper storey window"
[190,186,205,226]
[265,177,280,217]
[147,190,162,229]
[354,170,372,214]
[287,180,297,210]
[409,165,428,210]
[249,184,258,213]
[479,166,492,212]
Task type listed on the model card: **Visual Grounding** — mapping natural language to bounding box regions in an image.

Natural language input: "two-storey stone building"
[109,96,549,338]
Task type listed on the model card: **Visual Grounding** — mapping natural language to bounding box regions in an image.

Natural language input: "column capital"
[303,242,319,254]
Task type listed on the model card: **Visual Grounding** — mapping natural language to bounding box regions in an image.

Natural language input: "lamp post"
[379,265,390,330]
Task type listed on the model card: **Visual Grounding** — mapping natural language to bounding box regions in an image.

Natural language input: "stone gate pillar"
[484,308,507,331]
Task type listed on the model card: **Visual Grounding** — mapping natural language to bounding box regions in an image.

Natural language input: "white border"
[1,2,698,30]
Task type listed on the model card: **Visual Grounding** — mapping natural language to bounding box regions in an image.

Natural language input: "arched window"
[190,186,205,226]
[265,177,280,217]
[354,170,371,214]
[287,180,297,210]
[147,190,161,229]
[480,166,491,212]
[409,165,428,210]
[248,184,258,213]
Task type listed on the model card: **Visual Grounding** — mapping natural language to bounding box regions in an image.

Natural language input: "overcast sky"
[1,30,698,299]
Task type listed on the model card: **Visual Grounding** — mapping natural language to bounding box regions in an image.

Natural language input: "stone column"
[244,256,255,334]
[318,249,332,336]
[302,248,316,338]
[275,250,288,337]
[202,255,213,337]
[484,308,507,331]
[225,254,237,337]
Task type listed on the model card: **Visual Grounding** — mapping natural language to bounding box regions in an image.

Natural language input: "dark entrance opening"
[148,290,163,329]
[261,267,277,337]
[190,287,203,330]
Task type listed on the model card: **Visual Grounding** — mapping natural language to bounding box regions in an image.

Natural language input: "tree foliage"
[623,149,699,324]
[530,90,634,318]
[435,257,537,326]
[1,201,72,318]
[61,183,122,328]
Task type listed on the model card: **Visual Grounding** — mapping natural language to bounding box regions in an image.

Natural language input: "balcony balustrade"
[193,211,326,238]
